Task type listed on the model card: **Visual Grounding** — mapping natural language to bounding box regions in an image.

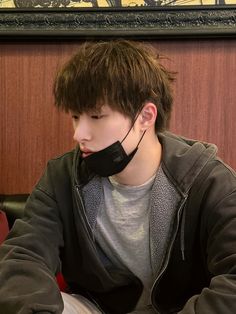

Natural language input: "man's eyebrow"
[70,110,78,115]
[89,106,104,114]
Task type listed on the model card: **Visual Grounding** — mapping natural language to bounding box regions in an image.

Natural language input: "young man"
[0,40,236,314]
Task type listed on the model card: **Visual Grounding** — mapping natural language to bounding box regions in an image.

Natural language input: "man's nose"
[73,122,91,143]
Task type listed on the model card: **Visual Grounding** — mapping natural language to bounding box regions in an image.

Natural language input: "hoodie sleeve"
[178,164,236,313]
[0,162,65,314]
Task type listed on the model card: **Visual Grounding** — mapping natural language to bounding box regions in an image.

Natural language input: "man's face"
[71,105,141,158]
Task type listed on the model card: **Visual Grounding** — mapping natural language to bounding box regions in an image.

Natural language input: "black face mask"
[83,121,146,177]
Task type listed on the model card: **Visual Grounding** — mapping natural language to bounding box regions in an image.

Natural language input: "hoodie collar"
[158,132,218,196]
[73,132,218,193]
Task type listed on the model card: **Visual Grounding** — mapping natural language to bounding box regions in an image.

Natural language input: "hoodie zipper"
[150,196,187,313]
[75,185,95,242]
[75,185,109,313]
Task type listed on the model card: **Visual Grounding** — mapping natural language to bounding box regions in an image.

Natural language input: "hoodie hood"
[158,132,218,196]
[72,131,218,194]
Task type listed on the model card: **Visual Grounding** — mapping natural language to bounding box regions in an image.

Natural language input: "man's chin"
[82,152,93,158]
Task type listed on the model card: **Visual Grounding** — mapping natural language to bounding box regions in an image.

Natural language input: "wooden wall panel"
[0,39,236,194]
[0,43,76,194]
[153,40,236,171]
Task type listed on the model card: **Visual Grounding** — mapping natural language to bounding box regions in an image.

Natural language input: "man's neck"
[112,135,162,186]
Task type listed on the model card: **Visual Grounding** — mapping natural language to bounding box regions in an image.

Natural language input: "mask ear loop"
[121,107,145,144]
[136,129,146,148]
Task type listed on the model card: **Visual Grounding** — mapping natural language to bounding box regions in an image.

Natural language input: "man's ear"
[139,102,157,130]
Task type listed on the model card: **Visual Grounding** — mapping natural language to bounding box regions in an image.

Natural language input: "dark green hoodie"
[0,132,236,314]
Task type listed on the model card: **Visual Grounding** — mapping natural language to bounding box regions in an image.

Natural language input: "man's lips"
[81,149,94,158]
[82,152,93,158]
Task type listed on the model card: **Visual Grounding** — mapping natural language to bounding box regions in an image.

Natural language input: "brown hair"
[53,40,175,132]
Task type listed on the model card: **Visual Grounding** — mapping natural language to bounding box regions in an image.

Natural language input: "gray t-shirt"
[95,173,156,313]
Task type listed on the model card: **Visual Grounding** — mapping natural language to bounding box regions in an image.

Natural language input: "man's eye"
[91,115,103,119]
[72,115,79,120]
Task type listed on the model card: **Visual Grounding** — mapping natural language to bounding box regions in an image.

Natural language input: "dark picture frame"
[0,6,236,39]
